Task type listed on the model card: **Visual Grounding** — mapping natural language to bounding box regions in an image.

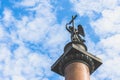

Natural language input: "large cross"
[68,15,77,28]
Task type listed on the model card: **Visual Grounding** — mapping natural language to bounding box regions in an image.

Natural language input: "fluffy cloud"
[94,34,120,79]
[12,0,41,7]
[18,0,40,7]
[70,0,119,17]
[0,25,4,38]
[70,0,102,16]
[98,34,120,54]
[0,44,53,80]
[0,0,68,80]
[91,7,120,38]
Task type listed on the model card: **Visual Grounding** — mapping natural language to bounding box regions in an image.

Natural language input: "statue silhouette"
[66,15,85,43]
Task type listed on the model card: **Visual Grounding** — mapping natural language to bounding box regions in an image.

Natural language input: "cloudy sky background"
[0,0,120,80]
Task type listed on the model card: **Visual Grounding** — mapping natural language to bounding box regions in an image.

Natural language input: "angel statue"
[66,15,85,43]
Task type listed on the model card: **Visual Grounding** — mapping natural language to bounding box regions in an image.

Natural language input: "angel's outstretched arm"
[66,24,71,33]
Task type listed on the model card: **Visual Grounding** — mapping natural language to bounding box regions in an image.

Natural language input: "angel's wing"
[78,24,85,37]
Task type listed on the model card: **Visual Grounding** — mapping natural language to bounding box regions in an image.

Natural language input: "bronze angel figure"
[66,24,85,43]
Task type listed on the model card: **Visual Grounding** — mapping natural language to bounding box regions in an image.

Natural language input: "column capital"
[51,42,102,76]
[59,52,94,76]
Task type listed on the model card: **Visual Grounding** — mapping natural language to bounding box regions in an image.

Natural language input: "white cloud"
[0,0,68,80]
[12,0,57,42]
[20,0,40,7]
[0,25,4,39]
[0,44,11,64]
[12,75,26,80]
[11,0,69,60]
[98,34,120,54]
[3,8,12,21]
[70,0,119,17]
[17,17,50,42]
[71,0,102,16]
[0,43,53,80]
[13,0,40,7]
[91,7,120,38]
[2,8,15,28]
[93,56,120,80]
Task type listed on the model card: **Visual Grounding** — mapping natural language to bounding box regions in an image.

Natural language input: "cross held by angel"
[66,15,85,43]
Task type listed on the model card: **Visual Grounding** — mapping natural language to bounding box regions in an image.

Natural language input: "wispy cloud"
[91,7,120,38]
[0,0,69,80]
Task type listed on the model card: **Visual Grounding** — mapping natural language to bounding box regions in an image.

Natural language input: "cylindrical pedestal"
[65,62,90,80]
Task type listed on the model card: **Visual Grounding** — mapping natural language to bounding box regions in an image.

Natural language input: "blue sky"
[0,0,120,80]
